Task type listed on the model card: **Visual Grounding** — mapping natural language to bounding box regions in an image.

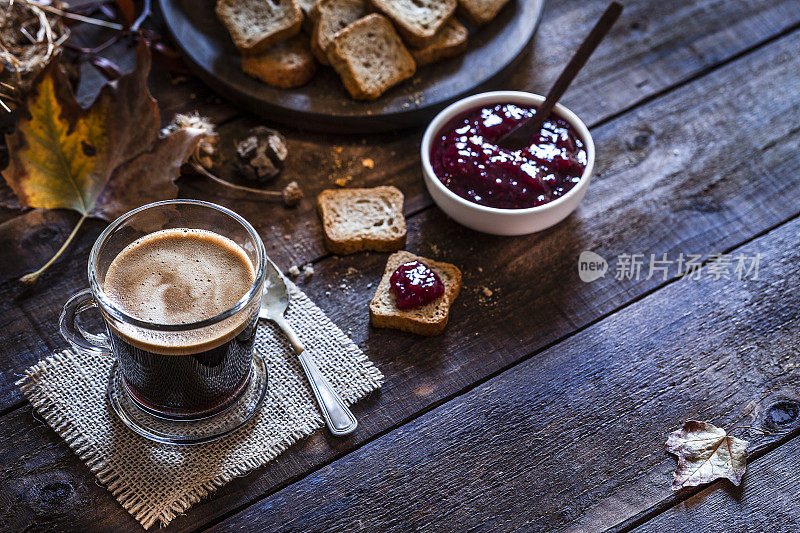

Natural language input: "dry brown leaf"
[665,420,748,490]
[1,41,211,283]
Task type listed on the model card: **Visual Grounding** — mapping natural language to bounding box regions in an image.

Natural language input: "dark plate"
[158,0,544,133]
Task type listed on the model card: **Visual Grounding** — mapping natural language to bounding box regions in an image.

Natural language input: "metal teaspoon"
[259,259,358,436]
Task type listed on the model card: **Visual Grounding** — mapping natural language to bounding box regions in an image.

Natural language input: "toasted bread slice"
[327,14,416,100]
[241,35,318,88]
[370,251,462,336]
[369,0,456,47]
[457,0,510,25]
[410,17,467,66]
[216,0,302,55]
[296,0,319,30]
[317,186,406,254]
[310,0,367,65]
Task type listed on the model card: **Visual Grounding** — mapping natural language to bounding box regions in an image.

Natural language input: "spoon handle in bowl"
[274,316,359,436]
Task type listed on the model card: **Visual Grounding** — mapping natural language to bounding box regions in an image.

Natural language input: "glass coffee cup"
[59,200,269,444]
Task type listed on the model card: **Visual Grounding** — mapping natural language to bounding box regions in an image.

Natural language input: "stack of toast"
[216,0,512,100]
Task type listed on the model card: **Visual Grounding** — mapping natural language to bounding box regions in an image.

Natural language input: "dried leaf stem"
[189,159,303,206]
[20,212,87,284]
[189,160,279,197]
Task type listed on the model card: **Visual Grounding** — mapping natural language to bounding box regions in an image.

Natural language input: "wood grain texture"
[0,23,799,533]
[0,211,108,408]
[211,210,800,532]
[0,407,135,532]
[635,435,800,533]
[4,0,785,410]
[171,0,800,272]
[1,2,800,532]
[6,0,799,285]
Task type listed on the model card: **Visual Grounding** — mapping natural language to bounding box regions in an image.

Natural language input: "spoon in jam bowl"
[260,259,358,436]
[497,1,623,151]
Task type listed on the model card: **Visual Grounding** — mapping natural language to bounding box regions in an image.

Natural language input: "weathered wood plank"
[0,211,108,409]
[634,435,800,533]
[0,406,141,532]
[5,0,800,283]
[0,302,53,411]
[210,206,800,532]
[0,26,799,532]
[177,0,800,266]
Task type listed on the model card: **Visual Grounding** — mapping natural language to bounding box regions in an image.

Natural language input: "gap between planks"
[187,24,800,531]
[0,17,798,533]
[613,407,800,532]
[191,216,800,532]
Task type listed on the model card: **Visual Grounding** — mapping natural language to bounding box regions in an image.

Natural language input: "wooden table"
[2,0,800,531]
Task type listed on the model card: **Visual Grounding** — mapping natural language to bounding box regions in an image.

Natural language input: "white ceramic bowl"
[421,91,595,236]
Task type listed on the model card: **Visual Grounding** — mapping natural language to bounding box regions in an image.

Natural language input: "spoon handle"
[497,1,622,150]
[535,1,623,124]
[274,316,358,436]
[298,352,359,436]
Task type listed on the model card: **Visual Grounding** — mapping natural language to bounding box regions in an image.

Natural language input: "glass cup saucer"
[107,352,268,445]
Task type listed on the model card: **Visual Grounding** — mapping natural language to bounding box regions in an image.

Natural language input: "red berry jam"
[390,260,445,310]
[430,103,587,209]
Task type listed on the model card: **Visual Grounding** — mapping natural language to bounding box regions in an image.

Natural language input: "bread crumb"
[303,264,314,280]
[429,243,440,255]
[283,234,291,241]
[325,291,331,297]
[288,265,300,277]
[362,158,374,169]
[335,176,352,187]
[478,267,483,273]
[346,266,359,277]
[366,282,373,289]
[339,283,348,290]
[477,284,498,306]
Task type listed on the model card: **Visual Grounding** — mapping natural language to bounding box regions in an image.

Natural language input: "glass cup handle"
[59,289,112,356]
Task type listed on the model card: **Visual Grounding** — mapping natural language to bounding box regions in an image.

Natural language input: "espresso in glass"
[102,228,258,418]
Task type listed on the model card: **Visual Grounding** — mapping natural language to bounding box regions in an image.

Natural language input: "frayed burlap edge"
[16,349,383,529]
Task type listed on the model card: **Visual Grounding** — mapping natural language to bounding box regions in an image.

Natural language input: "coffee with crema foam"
[103,229,259,418]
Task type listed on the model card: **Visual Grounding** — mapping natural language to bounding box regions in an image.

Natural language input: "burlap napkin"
[17,282,383,529]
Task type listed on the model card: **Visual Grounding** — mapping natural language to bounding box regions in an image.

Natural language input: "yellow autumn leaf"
[1,42,210,283]
[9,71,111,213]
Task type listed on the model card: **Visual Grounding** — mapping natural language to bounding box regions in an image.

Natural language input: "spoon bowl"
[259,260,290,322]
[259,259,358,436]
